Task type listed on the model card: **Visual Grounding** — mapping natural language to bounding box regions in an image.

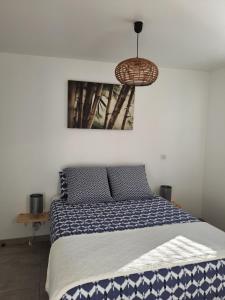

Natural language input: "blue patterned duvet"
[49,197,225,299]
[50,196,197,244]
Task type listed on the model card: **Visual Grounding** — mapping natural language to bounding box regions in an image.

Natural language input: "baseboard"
[199,217,206,222]
[0,234,50,247]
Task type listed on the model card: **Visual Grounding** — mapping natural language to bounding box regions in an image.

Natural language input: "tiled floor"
[0,240,50,300]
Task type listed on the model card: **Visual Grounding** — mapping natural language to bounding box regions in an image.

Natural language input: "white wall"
[0,53,209,239]
[203,68,225,230]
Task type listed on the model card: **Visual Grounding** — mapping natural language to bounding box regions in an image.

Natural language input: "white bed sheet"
[46,222,225,300]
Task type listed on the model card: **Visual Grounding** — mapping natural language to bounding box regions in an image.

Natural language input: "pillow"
[107,165,152,201]
[64,167,113,204]
[59,171,68,200]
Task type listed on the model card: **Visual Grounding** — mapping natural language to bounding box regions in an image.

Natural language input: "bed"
[46,166,225,300]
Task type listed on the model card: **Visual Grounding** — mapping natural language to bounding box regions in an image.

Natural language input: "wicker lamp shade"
[115,57,158,86]
[115,21,158,86]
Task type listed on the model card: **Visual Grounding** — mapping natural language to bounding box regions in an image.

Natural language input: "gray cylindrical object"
[159,185,172,201]
[30,194,43,215]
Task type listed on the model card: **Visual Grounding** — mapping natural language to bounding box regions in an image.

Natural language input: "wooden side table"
[171,200,182,209]
[16,212,49,245]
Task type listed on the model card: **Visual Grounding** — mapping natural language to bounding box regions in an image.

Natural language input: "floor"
[0,240,50,300]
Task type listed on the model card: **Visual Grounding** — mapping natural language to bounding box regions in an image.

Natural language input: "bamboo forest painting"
[68,80,135,130]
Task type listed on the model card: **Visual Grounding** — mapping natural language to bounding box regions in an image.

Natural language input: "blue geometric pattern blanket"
[50,196,197,244]
[49,197,225,299]
[61,259,225,300]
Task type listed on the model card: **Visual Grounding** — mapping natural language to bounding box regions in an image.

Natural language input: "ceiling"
[1,0,225,70]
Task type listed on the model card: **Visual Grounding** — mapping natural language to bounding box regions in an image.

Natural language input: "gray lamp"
[30,193,43,215]
[159,185,172,201]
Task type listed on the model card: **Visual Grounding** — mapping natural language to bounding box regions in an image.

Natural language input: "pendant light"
[115,21,158,86]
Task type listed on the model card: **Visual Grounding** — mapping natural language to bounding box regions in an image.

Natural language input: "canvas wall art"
[68,80,135,130]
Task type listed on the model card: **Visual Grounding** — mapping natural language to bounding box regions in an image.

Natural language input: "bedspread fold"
[46,222,225,300]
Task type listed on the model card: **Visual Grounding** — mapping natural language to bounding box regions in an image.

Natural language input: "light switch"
[160,154,167,160]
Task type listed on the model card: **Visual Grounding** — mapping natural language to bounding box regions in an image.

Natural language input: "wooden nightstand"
[171,200,182,209]
[17,212,49,224]
[16,212,49,245]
